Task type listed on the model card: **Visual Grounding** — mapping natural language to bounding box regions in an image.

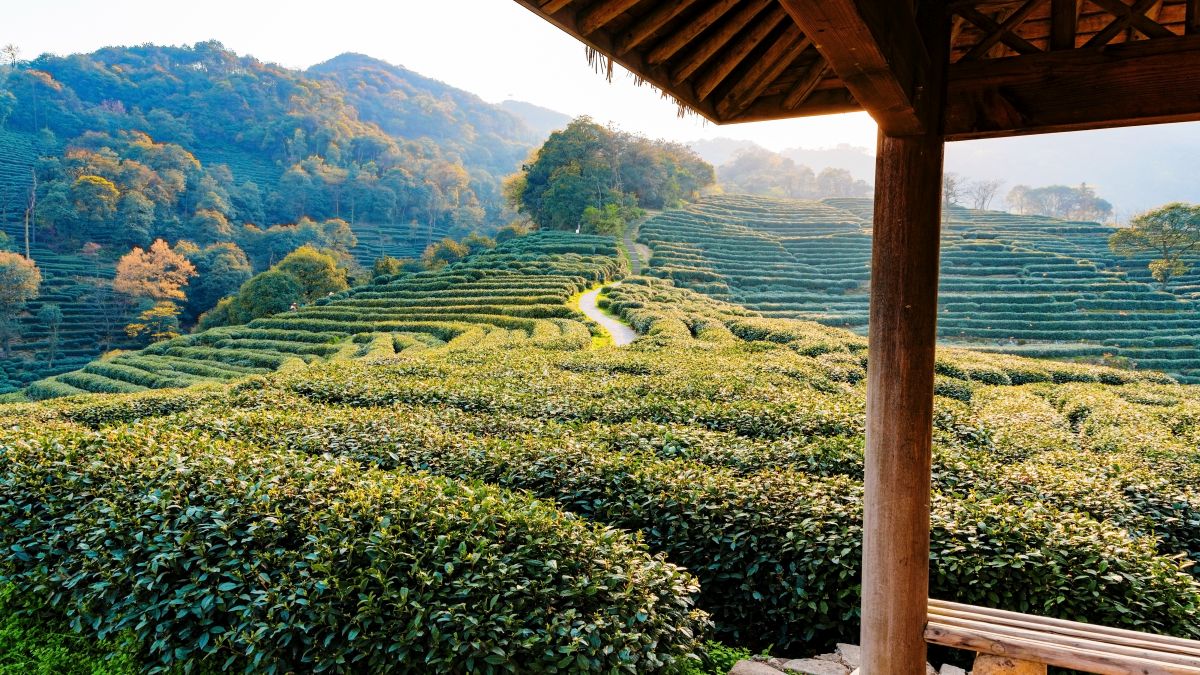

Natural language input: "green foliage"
[0,587,142,675]
[1110,202,1200,289]
[273,245,349,301]
[511,117,713,231]
[0,252,40,357]
[422,237,470,269]
[179,242,252,323]
[0,424,705,673]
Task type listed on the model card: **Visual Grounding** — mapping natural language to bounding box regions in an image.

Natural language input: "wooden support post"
[860,130,945,674]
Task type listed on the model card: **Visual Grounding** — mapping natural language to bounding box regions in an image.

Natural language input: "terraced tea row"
[639,194,1200,383]
[5,277,1197,672]
[26,232,624,398]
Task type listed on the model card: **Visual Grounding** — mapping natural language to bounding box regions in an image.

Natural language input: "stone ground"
[729,643,970,675]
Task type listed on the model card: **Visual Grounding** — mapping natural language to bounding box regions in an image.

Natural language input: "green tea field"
[639,194,1200,383]
[4,249,1198,671]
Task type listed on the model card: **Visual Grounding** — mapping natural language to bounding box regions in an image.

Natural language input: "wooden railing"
[925,599,1200,675]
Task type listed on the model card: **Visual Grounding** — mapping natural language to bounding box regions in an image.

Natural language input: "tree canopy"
[1006,183,1113,221]
[0,252,41,357]
[508,117,713,232]
[1110,202,1200,289]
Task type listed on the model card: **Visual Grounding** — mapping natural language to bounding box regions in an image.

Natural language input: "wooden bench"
[925,599,1200,675]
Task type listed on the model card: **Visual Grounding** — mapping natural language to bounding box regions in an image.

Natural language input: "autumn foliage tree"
[114,239,197,343]
[0,252,41,357]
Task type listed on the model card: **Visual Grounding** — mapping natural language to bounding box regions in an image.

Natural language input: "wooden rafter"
[540,0,574,16]
[694,7,788,99]
[955,4,1043,57]
[645,0,744,66]
[615,0,699,55]
[715,30,811,117]
[946,33,1200,139]
[667,0,771,82]
[578,0,642,35]
[782,59,830,110]
[779,0,935,135]
[1084,0,1173,46]
[1050,0,1080,49]
[1189,0,1200,34]
[962,0,1045,60]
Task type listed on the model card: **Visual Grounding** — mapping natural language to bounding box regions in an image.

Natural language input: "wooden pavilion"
[508,1,1200,673]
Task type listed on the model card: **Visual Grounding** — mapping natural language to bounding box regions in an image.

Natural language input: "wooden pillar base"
[972,654,1048,675]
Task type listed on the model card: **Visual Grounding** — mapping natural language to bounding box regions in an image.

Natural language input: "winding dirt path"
[578,284,638,347]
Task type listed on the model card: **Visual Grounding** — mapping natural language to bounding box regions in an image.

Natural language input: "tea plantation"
[639,194,1200,383]
[3,232,1200,672]
[24,231,623,399]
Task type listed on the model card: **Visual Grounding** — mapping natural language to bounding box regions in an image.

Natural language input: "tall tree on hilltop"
[1110,203,1200,290]
[0,252,41,357]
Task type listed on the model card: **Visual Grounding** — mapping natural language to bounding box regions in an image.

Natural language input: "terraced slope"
[26,232,624,398]
[639,194,1200,382]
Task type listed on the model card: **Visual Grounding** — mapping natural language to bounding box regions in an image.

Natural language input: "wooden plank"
[927,615,1200,667]
[694,8,789,98]
[927,624,1200,675]
[945,33,1200,139]
[778,0,935,136]
[1189,0,1200,34]
[928,601,1200,656]
[1050,0,1079,49]
[782,58,829,109]
[1084,0,1166,46]
[860,130,945,674]
[731,88,860,123]
[645,0,744,66]
[1089,0,1175,40]
[714,30,811,117]
[962,0,1045,60]
[667,0,772,82]
[578,0,643,35]
[614,0,699,55]
[956,5,1044,55]
[541,0,574,15]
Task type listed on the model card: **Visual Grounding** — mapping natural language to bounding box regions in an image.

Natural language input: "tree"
[125,301,183,343]
[1006,183,1113,221]
[233,270,302,323]
[71,175,120,226]
[461,232,497,255]
[966,179,1004,211]
[942,172,964,209]
[0,252,41,357]
[274,246,349,302]
[114,239,197,302]
[180,242,252,323]
[37,303,63,366]
[422,238,469,270]
[1109,202,1200,290]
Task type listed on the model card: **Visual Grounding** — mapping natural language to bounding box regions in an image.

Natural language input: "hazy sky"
[6,0,1200,212]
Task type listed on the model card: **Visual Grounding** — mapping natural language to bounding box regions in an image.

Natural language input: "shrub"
[0,426,706,673]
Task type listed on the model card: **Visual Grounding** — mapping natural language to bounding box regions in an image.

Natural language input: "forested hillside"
[0,41,554,389]
[639,194,1200,382]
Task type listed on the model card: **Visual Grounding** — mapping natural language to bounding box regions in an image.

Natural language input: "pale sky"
[6,0,1200,212]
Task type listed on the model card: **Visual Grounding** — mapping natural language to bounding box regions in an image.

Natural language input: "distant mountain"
[687,137,764,167]
[498,100,571,140]
[689,138,876,183]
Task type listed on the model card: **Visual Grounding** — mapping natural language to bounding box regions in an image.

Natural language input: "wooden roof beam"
[666,0,772,82]
[782,58,830,110]
[956,5,1043,56]
[645,0,744,66]
[1050,0,1079,49]
[1189,0,1200,34]
[694,7,789,99]
[945,33,1200,139]
[1084,0,1173,47]
[511,0,722,121]
[961,0,1045,60]
[615,0,700,55]
[778,0,938,136]
[715,29,811,117]
[578,0,643,35]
